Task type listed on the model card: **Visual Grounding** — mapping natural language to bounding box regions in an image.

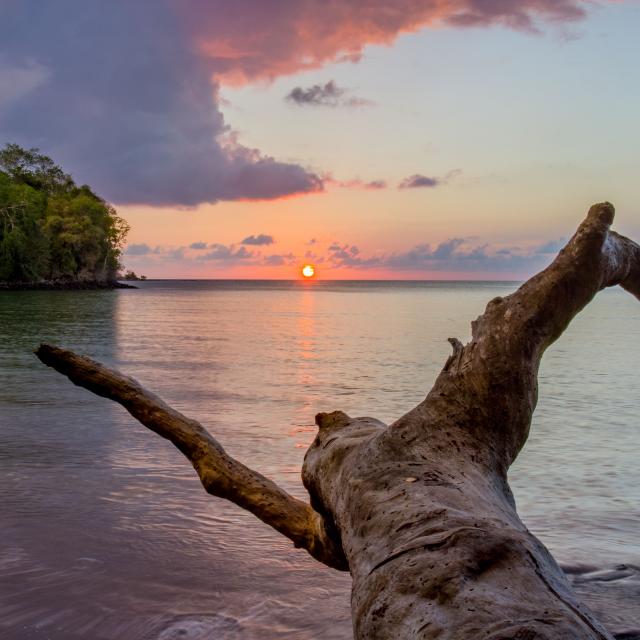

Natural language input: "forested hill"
[0,144,129,287]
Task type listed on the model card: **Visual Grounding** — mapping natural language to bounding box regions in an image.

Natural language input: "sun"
[301,264,315,279]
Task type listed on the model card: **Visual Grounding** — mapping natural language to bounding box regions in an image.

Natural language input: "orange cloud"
[177,0,591,85]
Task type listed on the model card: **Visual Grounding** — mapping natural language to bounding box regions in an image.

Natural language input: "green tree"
[0,173,48,281]
[0,144,129,284]
[0,144,74,194]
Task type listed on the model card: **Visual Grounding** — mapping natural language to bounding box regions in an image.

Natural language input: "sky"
[1,0,639,279]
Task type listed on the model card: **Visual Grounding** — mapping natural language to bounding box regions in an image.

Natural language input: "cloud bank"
[324,236,559,273]
[0,2,322,206]
[125,233,566,277]
[0,0,603,206]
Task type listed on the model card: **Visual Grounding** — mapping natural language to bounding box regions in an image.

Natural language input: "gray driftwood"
[36,203,640,639]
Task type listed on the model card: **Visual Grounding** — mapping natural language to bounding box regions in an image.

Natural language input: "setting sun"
[301,264,315,278]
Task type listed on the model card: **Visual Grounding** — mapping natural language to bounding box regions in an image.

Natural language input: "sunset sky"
[1,1,639,279]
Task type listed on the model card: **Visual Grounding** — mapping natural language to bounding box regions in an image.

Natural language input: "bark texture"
[36,203,640,639]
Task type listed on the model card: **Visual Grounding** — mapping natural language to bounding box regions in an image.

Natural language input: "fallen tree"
[36,203,639,639]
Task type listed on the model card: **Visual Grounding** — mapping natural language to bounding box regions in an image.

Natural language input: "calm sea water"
[0,281,638,639]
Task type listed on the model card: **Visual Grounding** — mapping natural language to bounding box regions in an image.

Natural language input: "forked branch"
[35,344,348,571]
[423,202,640,468]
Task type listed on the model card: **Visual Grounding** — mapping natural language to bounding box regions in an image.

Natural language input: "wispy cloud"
[125,243,154,256]
[398,170,461,190]
[333,178,388,191]
[286,80,372,108]
[398,174,440,189]
[263,253,296,266]
[198,244,254,262]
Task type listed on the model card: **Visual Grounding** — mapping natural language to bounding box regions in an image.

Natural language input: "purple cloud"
[125,243,153,256]
[0,2,323,206]
[399,174,440,189]
[263,253,295,266]
[0,1,601,206]
[335,178,388,190]
[324,236,563,274]
[241,234,275,246]
[199,244,254,261]
[123,233,569,277]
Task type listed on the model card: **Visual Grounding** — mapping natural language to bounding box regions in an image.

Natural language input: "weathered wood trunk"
[37,203,640,639]
[305,413,611,639]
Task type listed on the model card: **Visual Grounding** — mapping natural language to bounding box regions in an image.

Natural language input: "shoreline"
[0,280,137,291]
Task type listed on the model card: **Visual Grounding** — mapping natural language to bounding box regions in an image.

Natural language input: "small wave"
[563,563,640,640]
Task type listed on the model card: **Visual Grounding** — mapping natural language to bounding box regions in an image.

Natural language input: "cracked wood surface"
[37,203,639,639]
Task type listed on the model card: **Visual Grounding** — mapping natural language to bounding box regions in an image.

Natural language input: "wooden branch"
[421,202,640,467]
[469,202,640,357]
[35,344,348,571]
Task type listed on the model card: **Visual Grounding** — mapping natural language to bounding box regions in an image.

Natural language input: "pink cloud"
[328,177,388,190]
[177,1,592,85]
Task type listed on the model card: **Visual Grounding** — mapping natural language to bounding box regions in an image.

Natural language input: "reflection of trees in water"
[0,290,119,402]
[0,290,124,637]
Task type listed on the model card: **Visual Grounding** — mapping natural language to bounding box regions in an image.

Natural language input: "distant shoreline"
[0,280,137,291]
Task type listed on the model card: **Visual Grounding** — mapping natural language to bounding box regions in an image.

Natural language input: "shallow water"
[0,281,638,639]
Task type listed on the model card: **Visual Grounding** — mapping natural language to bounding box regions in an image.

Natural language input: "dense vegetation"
[0,144,129,285]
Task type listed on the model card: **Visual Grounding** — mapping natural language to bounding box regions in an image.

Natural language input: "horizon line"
[121,277,523,283]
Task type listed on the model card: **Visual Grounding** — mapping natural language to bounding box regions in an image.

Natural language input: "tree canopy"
[0,144,129,284]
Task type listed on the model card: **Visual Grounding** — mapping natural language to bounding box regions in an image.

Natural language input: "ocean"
[0,281,638,639]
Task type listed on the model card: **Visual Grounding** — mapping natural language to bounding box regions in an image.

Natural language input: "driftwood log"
[36,203,640,639]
